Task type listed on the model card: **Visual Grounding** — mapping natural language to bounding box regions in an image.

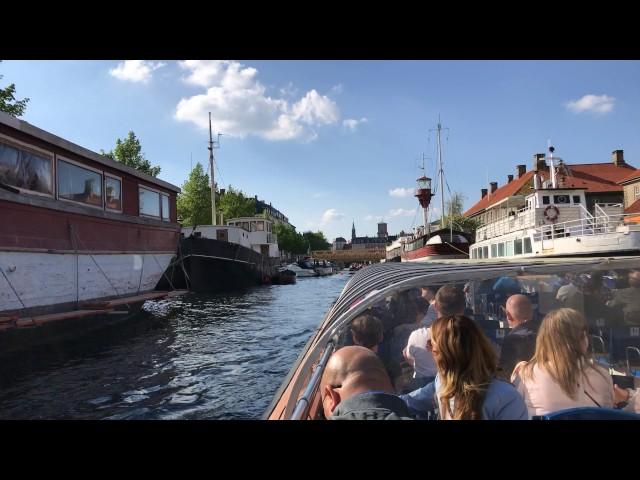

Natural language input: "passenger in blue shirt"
[400,314,528,420]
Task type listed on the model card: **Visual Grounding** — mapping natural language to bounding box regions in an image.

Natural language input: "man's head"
[351,314,383,352]
[504,294,533,327]
[629,270,640,288]
[320,346,393,419]
[434,285,466,317]
[421,286,438,303]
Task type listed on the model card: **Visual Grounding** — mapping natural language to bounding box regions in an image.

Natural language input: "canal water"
[0,273,350,419]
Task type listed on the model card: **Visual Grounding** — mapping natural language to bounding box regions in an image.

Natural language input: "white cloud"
[109,60,166,83]
[389,187,414,198]
[343,117,368,131]
[389,208,416,217]
[330,84,344,94]
[565,94,615,114]
[321,208,345,224]
[364,214,375,221]
[175,60,341,141]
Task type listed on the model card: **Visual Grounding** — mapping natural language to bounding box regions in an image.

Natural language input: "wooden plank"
[16,308,113,327]
[166,290,189,298]
[95,291,170,307]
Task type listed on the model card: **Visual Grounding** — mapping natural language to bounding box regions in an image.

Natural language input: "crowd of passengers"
[321,272,640,420]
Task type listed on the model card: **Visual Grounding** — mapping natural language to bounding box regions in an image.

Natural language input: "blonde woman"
[511,308,614,417]
[400,315,528,420]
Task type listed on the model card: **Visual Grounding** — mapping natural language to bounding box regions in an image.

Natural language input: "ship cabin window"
[57,158,103,208]
[0,137,53,196]
[542,196,550,205]
[514,238,523,255]
[161,193,170,221]
[105,175,122,212]
[491,244,497,258]
[524,237,532,254]
[256,221,264,231]
[554,195,570,205]
[498,243,505,257]
[573,196,581,204]
[482,246,488,258]
[139,187,161,218]
[240,222,249,231]
[506,240,514,257]
[267,222,272,233]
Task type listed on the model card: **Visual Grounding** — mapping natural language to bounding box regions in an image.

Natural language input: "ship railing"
[531,211,631,242]
[477,209,536,241]
[291,340,335,420]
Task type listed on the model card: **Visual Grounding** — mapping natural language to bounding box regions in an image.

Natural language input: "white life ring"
[544,205,560,223]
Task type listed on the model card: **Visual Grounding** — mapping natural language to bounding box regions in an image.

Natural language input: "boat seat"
[532,407,640,420]
[609,326,640,365]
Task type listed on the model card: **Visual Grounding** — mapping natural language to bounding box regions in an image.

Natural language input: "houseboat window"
[506,240,514,256]
[267,223,272,232]
[250,221,257,232]
[542,196,550,205]
[57,159,102,207]
[482,246,488,258]
[139,187,161,217]
[0,140,53,195]
[256,221,264,231]
[514,238,523,255]
[105,176,122,211]
[242,222,250,231]
[498,243,505,257]
[573,196,581,204]
[554,195,570,204]
[161,193,170,221]
[490,244,497,258]
[524,237,532,253]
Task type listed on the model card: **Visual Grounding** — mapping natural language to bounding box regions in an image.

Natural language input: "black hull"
[167,237,277,293]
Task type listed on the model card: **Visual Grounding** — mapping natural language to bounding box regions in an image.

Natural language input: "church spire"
[351,220,356,241]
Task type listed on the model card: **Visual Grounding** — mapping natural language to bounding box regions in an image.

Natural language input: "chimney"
[517,164,526,178]
[220,188,226,196]
[533,153,546,171]
[507,174,514,183]
[481,188,488,198]
[612,149,625,166]
[490,182,498,194]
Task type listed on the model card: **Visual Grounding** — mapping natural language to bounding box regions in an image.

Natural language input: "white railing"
[477,207,535,241]
[531,211,634,242]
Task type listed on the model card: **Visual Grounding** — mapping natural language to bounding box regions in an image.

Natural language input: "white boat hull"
[0,251,173,313]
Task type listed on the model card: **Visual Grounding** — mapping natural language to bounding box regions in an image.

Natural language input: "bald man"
[497,294,539,379]
[320,346,412,420]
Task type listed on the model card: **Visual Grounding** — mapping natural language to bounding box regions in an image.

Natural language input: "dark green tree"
[177,162,212,226]
[274,223,307,254]
[302,231,330,251]
[0,61,29,117]
[101,131,161,177]
[218,185,256,220]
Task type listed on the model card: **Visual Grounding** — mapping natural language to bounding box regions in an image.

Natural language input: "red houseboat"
[0,111,181,352]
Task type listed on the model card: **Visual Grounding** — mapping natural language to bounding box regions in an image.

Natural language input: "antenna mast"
[208,112,222,225]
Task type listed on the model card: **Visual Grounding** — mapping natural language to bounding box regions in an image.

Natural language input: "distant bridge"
[311,249,386,263]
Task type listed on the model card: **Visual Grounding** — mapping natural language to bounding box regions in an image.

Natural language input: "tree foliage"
[218,185,255,221]
[177,163,212,226]
[0,62,29,117]
[302,231,330,251]
[274,224,307,254]
[101,131,161,177]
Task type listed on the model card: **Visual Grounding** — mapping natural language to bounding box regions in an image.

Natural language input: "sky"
[3,60,640,242]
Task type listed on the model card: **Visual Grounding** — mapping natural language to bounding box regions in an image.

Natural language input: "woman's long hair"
[520,308,608,399]
[431,315,497,420]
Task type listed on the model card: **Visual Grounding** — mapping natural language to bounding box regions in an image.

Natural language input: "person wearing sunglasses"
[400,315,528,420]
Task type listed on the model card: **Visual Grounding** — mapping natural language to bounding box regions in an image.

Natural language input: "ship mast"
[436,119,446,230]
[208,112,222,225]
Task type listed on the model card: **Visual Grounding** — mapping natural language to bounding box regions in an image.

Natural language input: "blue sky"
[3,60,640,241]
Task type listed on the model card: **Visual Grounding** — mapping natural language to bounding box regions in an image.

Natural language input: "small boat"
[273,268,297,285]
[285,263,318,278]
[265,255,640,419]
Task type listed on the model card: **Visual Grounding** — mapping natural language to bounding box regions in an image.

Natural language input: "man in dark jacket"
[320,346,412,420]
[497,294,539,379]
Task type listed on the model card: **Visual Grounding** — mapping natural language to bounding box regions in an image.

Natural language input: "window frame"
[138,184,163,219]
[161,192,170,222]
[104,172,123,213]
[0,132,55,198]
[56,155,104,210]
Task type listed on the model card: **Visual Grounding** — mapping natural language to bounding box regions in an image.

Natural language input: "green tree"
[302,231,330,251]
[445,192,465,217]
[274,223,307,254]
[101,131,161,177]
[442,213,481,238]
[218,185,256,220]
[177,162,212,226]
[0,61,29,117]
